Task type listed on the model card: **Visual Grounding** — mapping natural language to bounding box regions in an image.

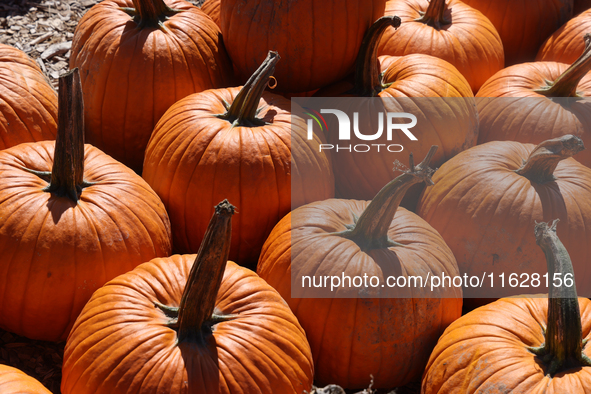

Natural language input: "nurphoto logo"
[304,107,418,152]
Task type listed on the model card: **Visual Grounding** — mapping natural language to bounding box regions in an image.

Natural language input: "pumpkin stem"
[220,51,280,127]
[515,135,584,183]
[353,16,402,97]
[335,146,438,251]
[416,0,450,29]
[534,34,591,97]
[123,0,183,29]
[177,200,235,343]
[527,220,591,375]
[43,69,88,202]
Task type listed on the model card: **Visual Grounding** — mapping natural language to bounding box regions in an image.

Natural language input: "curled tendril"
[267,76,277,89]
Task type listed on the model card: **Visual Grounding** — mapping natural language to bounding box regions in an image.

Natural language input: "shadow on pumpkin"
[531,351,589,378]
[535,181,567,226]
[261,108,279,123]
[47,196,76,224]
[463,181,568,313]
[178,335,221,392]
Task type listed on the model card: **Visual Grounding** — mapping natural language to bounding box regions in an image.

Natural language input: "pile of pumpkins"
[1,0,591,392]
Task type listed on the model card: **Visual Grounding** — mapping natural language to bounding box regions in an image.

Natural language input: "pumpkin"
[315,17,478,209]
[537,9,591,64]
[477,35,591,168]
[70,0,234,173]
[0,69,172,341]
[0,44,57,149]
[278,89,319,100]
[0,365,52,394]
[143,51,334,268]
[61,200,314,394]
[376,0,503,93]
[422,220,591,393]
[200,0,220,27]
[257,147,462,389]
[575,0,591,14]
[417,135,591,310]
[220,0,386,93]
[462,0,572,66]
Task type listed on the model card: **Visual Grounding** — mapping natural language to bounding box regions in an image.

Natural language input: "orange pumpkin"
[417,136,591,309]
[315,17,478,209]
[422,220,591,393]
[463,0,572,65]
[62,201,314,394]
[220,0,386,92]
[70,0,234,172]
[377,0,504,93]
[143,52,334,268]
[537,9,591,64]
[200,0,220,27]
[278,89,319,100]
[258,147,462,389]
[0,70,172,341]
[477,35,591,168]
[0,365,52,394]
[0,44,57,149]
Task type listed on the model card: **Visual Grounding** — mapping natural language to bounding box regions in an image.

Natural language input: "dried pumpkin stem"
[535,34,591,97]
[221,51,280,127]
[177,200,235,343]
[45,69,85,202]
[416,0,450,29]
[528,220,591,375]
[125,0,183,29]
[515,135,584,183]
[336,146,438,251]
[353,16,401,97]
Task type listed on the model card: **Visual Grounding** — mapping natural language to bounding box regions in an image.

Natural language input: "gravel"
[0,0,204,89]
